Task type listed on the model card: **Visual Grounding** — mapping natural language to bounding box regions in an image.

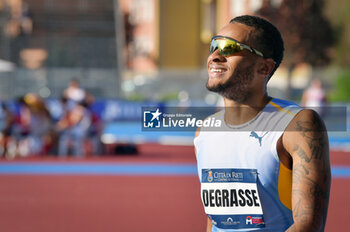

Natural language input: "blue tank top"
[194,98,302,231]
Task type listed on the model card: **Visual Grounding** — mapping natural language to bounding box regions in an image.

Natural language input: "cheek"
[235,60,258,75]
[227,56,246,69]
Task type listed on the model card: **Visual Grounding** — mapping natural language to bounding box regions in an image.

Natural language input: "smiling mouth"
[209,66,228,74]
[210,68,226,73]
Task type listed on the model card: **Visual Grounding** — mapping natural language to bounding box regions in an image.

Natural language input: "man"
[56,97,92,157]
[63,79,86,103]
[194,15,330,231]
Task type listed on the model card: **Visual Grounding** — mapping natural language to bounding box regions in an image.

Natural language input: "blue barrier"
[0,99,164,122]
[0,99,349,148]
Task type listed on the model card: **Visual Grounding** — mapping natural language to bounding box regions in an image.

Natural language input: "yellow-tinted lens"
[218,39,243,56]
[210,38,243,56]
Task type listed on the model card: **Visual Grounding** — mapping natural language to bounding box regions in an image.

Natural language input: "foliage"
[259,0,335,68]
[258,0,335,99]
[324,0,350,67]
[329,70,350,102]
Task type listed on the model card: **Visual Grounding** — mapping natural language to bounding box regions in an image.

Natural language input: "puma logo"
[249,131,269,146]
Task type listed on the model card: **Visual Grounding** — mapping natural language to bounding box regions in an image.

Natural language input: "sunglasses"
[210,36,264,58]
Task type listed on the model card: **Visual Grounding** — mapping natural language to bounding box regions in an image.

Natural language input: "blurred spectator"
[301,78,327,116]
[56,97,92,157]
[63,79,86,103]
[0,103,16,158]
[21,93,54,156]
[3,94,55,158]
[84,92,103,156]
[10,96,32,157]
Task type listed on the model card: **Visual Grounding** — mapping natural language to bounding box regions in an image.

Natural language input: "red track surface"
[0,144,348,232]
[0,175,206,232]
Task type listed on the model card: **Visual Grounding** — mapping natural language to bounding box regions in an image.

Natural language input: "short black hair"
[230,15,284,79]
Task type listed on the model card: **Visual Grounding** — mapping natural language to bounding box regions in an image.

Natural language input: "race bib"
[201,168,265,229]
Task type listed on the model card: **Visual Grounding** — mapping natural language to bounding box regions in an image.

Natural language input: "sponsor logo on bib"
[208,170,213,182]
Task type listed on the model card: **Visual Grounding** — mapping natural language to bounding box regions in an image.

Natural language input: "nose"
[209,49,226,62]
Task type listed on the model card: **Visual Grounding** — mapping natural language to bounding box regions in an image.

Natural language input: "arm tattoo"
[295,120,326,162]
[288,111,330,231]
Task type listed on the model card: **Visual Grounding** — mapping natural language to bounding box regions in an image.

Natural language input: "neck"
[223,94,271,125]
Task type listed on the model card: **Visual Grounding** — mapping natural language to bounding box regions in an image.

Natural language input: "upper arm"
[283,109,331,231]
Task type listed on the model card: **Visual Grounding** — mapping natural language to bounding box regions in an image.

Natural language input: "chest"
[195,131,281,186]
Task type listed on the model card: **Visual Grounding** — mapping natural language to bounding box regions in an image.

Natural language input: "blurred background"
[0,0,349,232]
[0,0,349,103]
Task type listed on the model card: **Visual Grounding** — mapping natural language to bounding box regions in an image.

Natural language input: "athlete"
[194,15,330,232]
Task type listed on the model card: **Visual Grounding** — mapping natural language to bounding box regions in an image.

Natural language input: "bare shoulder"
[288,109,327,132]
[283,109,328,153]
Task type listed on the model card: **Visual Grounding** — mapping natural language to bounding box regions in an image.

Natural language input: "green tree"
[323,0,350,102]
[329,70,350,102]
[324,0,350,67]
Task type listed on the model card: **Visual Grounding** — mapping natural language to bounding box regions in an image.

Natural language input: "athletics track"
[0,144,349,232]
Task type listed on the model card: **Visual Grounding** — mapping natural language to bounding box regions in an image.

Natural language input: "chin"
[207,77,225,88]
[206,81,223,93]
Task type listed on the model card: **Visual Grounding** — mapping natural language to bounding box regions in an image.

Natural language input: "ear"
[257,58,275,78]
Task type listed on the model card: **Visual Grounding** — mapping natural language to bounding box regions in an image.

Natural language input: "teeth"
[211,68,225,73]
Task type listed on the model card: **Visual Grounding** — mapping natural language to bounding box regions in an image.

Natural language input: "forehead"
[217,22,255,44]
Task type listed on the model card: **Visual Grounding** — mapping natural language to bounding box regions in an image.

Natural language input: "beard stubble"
[206,64,255,102]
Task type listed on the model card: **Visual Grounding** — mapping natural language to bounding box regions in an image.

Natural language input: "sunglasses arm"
[241,44,264,57]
